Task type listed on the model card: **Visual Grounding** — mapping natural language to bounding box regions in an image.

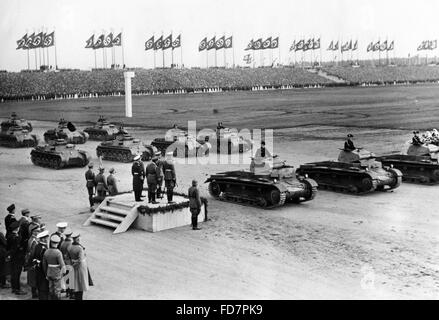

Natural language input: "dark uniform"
[156,159,164,199]
[95,172,108,199]
[85,168,96,207]
[31,242,49,300]
[0,230,7,288]
[146,161,161,203]
[4,213,17,237]
[43,246,65,300]
[107,174,118,195]
[412,134,423,146]
[132,159,145,202]
[7,228,26,293]
[188,185,202,230]
[162,159,176,203]
[344,138,356,151]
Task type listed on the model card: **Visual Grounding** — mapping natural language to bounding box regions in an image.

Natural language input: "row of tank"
[2,113,439,209]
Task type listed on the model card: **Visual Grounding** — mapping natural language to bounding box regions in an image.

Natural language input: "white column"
[124,71,135,117]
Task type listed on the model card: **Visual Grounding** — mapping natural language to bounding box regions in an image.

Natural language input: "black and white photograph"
[0,0,438,304]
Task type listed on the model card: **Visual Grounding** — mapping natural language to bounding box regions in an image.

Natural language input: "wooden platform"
[84,192,205,234]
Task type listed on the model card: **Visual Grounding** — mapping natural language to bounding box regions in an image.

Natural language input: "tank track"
[31,151,63,169]
[85,130,115,141]
[0,137,37,148]
[96,148,133,162]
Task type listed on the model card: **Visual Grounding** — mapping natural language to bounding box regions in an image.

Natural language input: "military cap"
[133,155,141,161]
[7,204,15,213]
[30,224,40,233]
[56,222,68,229]
[50,234,61,243]
[88,163,94,168]
[10,221,20,231]
[21,208,30,215]
[347,134,354,138]
[64,228,73,236]
[99,166,105,172]
[31,214,41,220]
[72,232,80,239]
[192,179,198,186]
[37,230,49,239]
[109,168,115,174]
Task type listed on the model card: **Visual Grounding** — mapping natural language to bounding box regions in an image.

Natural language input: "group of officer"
[412,129,439,145]
[1,205,91,299]
[85,163,118,211]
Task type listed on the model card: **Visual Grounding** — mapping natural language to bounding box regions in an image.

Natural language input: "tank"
[199,127,253,154]
[296,148,402,194]
[205,156,318,209]
[377,143,439,184]
[43,118,89,144]
[0,125,38,148]
[83,116,119,141]
[1,112,33,132]
[96,127,158,162]
[151,127,211,157]
[30,139,91,169]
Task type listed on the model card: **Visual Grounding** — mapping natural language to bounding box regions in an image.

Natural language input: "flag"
[112,33,122,46]
[43,31,55,47]
[243,54,252,64]
[387,40,394,51]
[207,36,216,50]
[352,40,358,51]
[16,34,27,50]
[431,40,438,50]
[367,42,373,52]
[341,40,351,53]
[85,35,95,49]
[103,33,113,47]
[154,35,163,50]
[172,34,181,49]
[253,38,263,50]
[327,40,334,51]
[303,38,313,51]
[199,37,207,51]
[31,32,44,48]
[94,34,105,49]
[417,41,426,51]
[313,38,321,50]
[334,41,339,51]
[290,40,296,52]
[380,40,388,51]
[271,37,279,49]
[262,37,272,49]
[25,33,35,49]
[295,39,305,51]
[163,34,172,50]
[215,36,225,49]
[224,36,233,49]
[244,39,254,51]
[145,36,154,50]
[372,40,380,52]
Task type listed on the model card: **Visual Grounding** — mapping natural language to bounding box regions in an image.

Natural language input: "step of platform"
[100,206,130,216]
[107,200,137,211]
[95,211,125,222]
[90,218,119,229]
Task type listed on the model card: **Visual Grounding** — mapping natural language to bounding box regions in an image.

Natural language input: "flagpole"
[223,33,226,68]
[121,28,125,68]
[162,31,165,68]
[214,33,217,68]
[232,34,235,68]
[171,31,174,68]
[180,33,183,68]
[153,32,156,69]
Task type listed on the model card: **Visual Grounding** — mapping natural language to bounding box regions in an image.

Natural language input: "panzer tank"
[0,126,38,148]
[30,139,91,169]
[1,112,33,132]
[43,118,89,144]
[296,148,402,194]
[83,116,119,141]
[199,127,253,154]
[205,156,318,209]
[96,127,158,162]
[378,143,439,184]
[151,127,211,157]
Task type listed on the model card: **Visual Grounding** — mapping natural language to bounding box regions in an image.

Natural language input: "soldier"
[146,155,162,204]
[85,163,96,212]
[28,215,42,236]
[43,234,66,300]
[18,208,31,250]
[7,221,26,295]
[155,152,165,200]
[26,225,40,298]
[0,220,9,289]
[32,230,49,300]
[412,131,423,146]
[188,180,202,230]
[107,168,119,196]
[5,204,17,237]
[51,222,68,249]
[95,166,109,200]
[59,228,73,298]
[68,232,90,300]
[344,134,356,151]
[162,152,177,203]
[132,154,145,202]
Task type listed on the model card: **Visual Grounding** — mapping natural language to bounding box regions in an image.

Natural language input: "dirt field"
[1,84,438,300]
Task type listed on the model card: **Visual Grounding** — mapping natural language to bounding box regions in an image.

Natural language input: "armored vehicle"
[151,127,211,157]
[43,118,89,144]
[96,127,158,162]
[0,126,38,148]
[1,112,33,132]
[205,156,317,208]
[378,143,439,184]
[84,116,119,141]
[199,127,253,154]
[30,139,91,169]
[296,148,402,194]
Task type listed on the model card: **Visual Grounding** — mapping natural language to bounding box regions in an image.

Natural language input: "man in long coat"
[132,155,145,202]
[68,232,90,300]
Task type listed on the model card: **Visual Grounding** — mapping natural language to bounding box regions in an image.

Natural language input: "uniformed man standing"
[132,155,145,202]
[32,230,50,300]
[18,209,31,251]
[145,155,162,204]
[95,166,108,200]
[344,134,356,151]
[85,163,96,212]
[51,222,68,249]
[0,220,9,289]
[412,131,424,146]
[59,228,73,299]
[68,232,90,300]
[107,168,118,196]
[155,152,164,200]
[28,215,42,236]
[5,204,17,237]
[26,225,40,298]
[43,234,66,300]
[162,152,177,203]
[188,180,202,230]
[7,221,26,295]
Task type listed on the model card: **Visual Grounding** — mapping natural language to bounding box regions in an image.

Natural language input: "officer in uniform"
[344,134,356,151]
[32,230,49,300]
[412,131,423,145]
[188,180,202,230]
[68,232,91,300]
[7,221,26,295]
[107,168,118,195]
[162,152,177,203]
[145,155,162,204]
[132,154,145,202]
[28,215,42,236]
[0,220,9,289]
[94,166,108,200]
[26,224,40,298]
[51,222,68,249]
[5,204,17,237]
[43,234,66,300]
[85,163,96,211]
[155,152,165,200]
